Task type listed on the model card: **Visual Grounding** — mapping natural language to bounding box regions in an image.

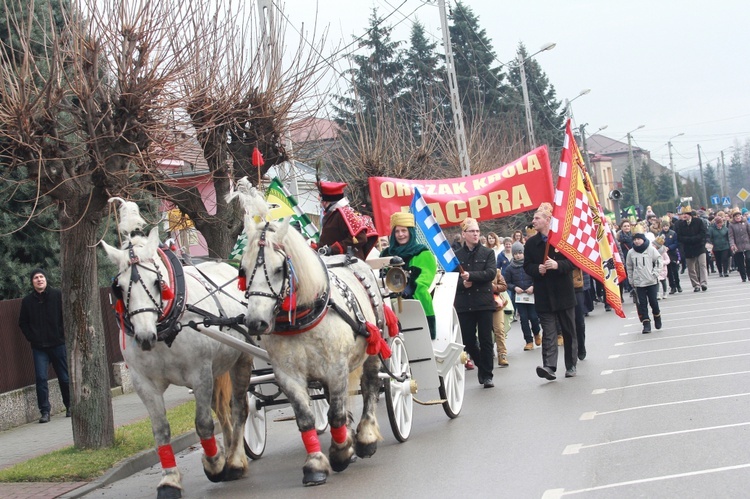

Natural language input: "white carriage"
[238,258,466,455]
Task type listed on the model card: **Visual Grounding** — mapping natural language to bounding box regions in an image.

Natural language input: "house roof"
[289,118,341,144]
[587,134,645,156]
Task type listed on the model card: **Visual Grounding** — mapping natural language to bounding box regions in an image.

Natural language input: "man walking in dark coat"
[524,203,578,380]
[18,268,71,423]
[675,210,708,291]
[453,217,498,388]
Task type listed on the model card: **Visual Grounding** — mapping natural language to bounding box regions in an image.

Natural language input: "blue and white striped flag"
[410,187,460,271]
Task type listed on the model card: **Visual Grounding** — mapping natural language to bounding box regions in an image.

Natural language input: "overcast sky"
[279,0,749,180]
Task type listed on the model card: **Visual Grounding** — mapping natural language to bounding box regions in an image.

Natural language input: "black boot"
[642,319,652,334]
[654,314,662,330]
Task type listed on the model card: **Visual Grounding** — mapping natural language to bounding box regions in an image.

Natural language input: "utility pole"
[697,144,707,208]
[720,150,727,198]
[627,132,639,207]
[437,0,471,177]
[519,56,535,149]
[667,132,684,199]
[579,124,596,185]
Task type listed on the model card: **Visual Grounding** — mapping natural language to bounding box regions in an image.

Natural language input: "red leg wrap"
[157,444,177,469]
[331,425,348,444]
[301,429,321,454]
[201,436,218,457]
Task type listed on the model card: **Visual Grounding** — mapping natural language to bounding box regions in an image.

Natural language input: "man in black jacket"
[18,268,71,423]
[524,203,578,380]
[454,218,497,388]
[675,211,708,292]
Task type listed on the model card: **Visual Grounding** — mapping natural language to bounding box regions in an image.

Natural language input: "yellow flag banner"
[548,120,626,318]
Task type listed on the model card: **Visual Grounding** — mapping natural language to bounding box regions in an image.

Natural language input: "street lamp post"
[626,125,645,207]
[667,132,684,199]
[517,42,556,149]
[564,89,591,118]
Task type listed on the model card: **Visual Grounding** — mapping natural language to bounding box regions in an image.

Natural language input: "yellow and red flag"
[548,120,626,318]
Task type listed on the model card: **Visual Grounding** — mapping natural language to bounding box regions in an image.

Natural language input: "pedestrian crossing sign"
[738,188,750,202]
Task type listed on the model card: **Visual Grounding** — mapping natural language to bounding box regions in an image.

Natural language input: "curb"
[58,431,199,499]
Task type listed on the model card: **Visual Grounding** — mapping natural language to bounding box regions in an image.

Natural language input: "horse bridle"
[241,222,290,315]
[113,245,167,321]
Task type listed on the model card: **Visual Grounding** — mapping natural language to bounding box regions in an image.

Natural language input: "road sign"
[680,197,693,202]
[738,188,750,202]
[722,196,731,206]
[711,195,720,205]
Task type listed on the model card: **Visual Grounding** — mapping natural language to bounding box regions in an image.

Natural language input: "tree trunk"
[61,213,114,449]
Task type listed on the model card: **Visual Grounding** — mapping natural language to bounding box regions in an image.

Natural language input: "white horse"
[101,204,253,499]
[230,183,394,485]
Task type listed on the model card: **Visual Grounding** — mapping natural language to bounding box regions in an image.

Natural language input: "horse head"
[228,179,326,335]
[101,227,167,350]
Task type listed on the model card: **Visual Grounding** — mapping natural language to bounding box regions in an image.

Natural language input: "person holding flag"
[524,203,578,380]
[379,212,438,339]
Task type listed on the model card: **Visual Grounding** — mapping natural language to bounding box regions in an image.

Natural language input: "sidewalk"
[0,385,194,499]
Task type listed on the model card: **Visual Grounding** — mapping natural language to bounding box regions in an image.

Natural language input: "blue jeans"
[516,303,540,343]
[32,344,71,414]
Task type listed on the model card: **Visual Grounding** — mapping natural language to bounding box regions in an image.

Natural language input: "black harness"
[112,244,187,347]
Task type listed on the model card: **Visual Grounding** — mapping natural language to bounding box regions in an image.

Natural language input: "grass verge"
[0,400,196,482]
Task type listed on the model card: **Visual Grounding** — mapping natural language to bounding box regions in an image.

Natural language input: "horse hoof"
[223,465,245,481]
[355,441,378,459]
[330,451,357,472]
[204,468,225,483]
[156,484,182,499]
[302,470,327,486]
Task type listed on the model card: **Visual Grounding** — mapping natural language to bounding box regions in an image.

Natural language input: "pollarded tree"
[145,1,328,259]
[0,0,189,448]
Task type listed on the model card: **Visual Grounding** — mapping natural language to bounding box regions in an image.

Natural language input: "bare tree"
[143,1,329,259]
[0,0,187,448]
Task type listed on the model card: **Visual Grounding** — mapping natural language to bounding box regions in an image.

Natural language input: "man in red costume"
[317,181,378,260]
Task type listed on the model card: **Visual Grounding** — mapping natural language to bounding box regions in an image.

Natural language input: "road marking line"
[580,392,750,420]
[612,338,750,358]
[543,462,750,497]
[600,353,750,374]
[563,422,750,454]
[622,314,746,329]
[617,326,749,342]
[592,370,750,394]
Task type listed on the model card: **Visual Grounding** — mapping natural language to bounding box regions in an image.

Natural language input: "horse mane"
[227,178,326,306]
[277,222,327,305]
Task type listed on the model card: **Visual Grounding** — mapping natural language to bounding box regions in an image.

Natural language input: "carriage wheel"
[439,308,465,419]
[243,390,267,459]
[310,386,330,434]
[384,335,413,442]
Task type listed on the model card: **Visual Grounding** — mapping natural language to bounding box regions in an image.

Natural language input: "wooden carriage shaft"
[194,325,270,363]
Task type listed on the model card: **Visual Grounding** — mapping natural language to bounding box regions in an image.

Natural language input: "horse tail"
[213,372,233,433]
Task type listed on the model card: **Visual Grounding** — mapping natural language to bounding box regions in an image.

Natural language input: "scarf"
[380,227,428,262]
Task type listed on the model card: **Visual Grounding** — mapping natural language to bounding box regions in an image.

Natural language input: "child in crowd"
[653,235,671,300]
[625,232,663,333]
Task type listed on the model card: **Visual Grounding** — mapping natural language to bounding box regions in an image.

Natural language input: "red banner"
[368,147,554,235]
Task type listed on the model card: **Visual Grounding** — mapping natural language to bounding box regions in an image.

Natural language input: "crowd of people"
[441,203,750,386]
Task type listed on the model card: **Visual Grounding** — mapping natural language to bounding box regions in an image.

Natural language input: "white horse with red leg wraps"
[229,180,398,485]
[101,199,254,499]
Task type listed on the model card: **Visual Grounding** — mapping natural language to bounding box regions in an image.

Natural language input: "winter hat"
[631,233,647,243]
[30,268,46,284]
[511,242,524,255]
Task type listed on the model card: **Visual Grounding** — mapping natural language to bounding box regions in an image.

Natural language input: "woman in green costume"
[380,212,438,339]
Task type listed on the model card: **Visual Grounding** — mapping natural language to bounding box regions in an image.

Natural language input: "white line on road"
[622,312,747,329]
[579,392,750,420]
[616,326,750,342]
[592,370,750,394]
[542,462,750,497]
[562,421,750,454]
[600,352,750,375]
[608,338,750,358]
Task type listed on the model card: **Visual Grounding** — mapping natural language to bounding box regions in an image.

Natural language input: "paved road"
[80,272,750,498]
